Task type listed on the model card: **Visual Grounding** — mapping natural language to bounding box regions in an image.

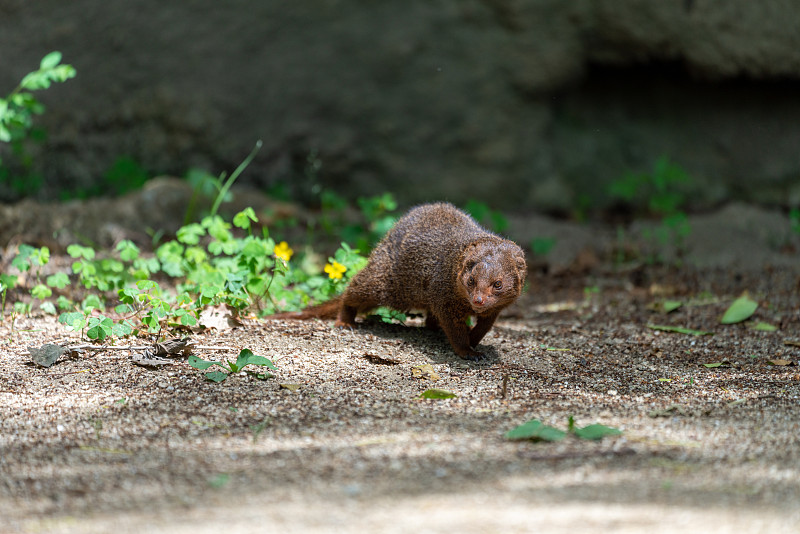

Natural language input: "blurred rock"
[1,1,799,211]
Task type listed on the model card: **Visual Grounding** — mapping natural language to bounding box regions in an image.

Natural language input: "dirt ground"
[1,256,799,533]
[1,199,799,533]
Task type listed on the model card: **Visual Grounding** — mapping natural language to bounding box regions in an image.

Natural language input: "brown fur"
[271,202,526,360]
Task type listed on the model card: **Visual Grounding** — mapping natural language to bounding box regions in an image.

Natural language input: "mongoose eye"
[468,276,475,287]
[493,280,503,290]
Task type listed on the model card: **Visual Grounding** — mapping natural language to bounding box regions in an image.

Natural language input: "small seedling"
[188,348,276,383]
[505,419,566,442]
[251,417,271,443]
[505,416,621,442]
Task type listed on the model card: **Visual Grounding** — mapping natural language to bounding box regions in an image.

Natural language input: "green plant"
[101,156,149,197]
[463,200,509,233]
[531,237,556,257]
[609,156,690,215]
[0,51,76,149]
[790,208,800,235]
[1,51,76,198]
[505,416,622,442]
[188,348,276,382]
[3,146,386,342]
[609,156,693,264]
[317,191,398,252]
[181,141,263,224]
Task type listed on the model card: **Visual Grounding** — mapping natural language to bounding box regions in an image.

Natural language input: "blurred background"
[1,0,799,217]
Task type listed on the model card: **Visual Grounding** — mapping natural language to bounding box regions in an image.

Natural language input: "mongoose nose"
[473,296,484,306]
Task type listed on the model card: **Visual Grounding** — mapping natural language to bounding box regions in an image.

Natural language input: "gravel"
[1,265,799,533]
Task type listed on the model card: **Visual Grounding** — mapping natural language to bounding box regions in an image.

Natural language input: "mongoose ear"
[514,253,527,287]
[461,243,482,270]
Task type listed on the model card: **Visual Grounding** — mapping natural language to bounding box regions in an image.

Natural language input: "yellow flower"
[324,261,346,280]
[274,241,293,262]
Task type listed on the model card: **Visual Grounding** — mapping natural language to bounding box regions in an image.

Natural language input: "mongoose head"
[458,240,527,314]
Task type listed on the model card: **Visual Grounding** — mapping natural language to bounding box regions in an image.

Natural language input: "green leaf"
[233,207,258,229]
[86,316,113,340]
[246,371,274,380]
[11,244,35,271]
[661,300,682,313]
[112,321,134,338]
[187,355,223,370]
[81,294,103,311]
[30,284,52,300]
[0,273,18,289]
[67,244,96,260]
[419,388,457,399]
[505,419,566,442]
[58,311,86,331]
[234,348,278,371]
[56,296,73,310]
[117,240,140,262]
[751,321,777,332]
[40,51,63,70]
[20,72,49,90]
[136,279,158,291]
[177,223,205,245]
[52,63,76,81]
[46,272,70,289]
[573,423,623,441]
[204,371,229,383]
[720,294,758,324]
[701,362,723,368]
[647,324,714,336]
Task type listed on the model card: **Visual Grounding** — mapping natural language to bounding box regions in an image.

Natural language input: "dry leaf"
[648,404,687,418]
[411,364,439,381]
[131,351,174,367]
[280,383,302,392]
[198,304,242,331]
[154,337,194,356]
[362,353,400,365]
[649,284,678,297]
[29,344,66,368]
[783,340,800,347]
[767,359,794,366]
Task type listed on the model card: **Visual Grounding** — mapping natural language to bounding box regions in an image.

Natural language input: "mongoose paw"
[456,347,486,361]
[334,319,357,330]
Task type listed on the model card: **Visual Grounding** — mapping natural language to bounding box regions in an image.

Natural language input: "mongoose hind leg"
[334,292,379,328]
[334,304,358,328]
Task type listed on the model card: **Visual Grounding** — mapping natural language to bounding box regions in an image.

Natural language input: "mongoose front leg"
[438,315,484,360]
[469,311,500,348]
